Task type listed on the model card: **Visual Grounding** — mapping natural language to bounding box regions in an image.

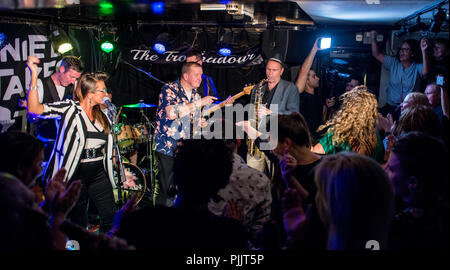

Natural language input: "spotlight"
[50,27,73,54]
[99,32,116,53]
[0,32,7,50]
[153,43,166,54]
[217,28,233,56]
[429,8,447,33]
[151,2,164,15]
[99,0,114,16]
[218,47,232,56]
[318,37,332,49]
[153,33,170,54]
[100,40,114,53]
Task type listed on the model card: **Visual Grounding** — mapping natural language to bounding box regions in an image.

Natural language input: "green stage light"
[100,41,114,53]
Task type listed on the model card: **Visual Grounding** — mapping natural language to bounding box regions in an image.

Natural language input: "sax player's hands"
[236,121,261,140]
[257,107,272,118]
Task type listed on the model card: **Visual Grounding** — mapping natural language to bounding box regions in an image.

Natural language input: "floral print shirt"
[153,79,201,157]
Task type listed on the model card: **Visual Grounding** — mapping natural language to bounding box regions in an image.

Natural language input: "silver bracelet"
[29,86,38,91]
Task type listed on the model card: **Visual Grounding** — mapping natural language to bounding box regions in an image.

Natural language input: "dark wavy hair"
[396,39,421,63]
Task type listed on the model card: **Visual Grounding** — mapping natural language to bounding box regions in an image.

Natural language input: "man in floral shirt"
[153,62,217,206]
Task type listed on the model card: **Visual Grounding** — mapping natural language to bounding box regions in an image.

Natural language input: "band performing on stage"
[1,1,448,252]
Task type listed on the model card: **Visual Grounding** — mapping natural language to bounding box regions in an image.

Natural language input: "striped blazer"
[40,100,116,188]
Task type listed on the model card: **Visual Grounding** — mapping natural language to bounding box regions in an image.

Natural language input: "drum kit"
[112,100,157,207]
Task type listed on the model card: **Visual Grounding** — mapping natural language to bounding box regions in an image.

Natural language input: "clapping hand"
[44,168,81,216]
[281,188,311,240]
[109,194,137,236]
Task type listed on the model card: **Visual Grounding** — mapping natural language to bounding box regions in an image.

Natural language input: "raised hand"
[27,55,40,76]
[370,30,377,40]
[420,38,429,52]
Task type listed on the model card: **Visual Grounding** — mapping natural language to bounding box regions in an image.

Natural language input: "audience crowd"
[0,37,448,251]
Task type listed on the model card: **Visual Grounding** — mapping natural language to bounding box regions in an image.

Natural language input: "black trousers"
[68,160,116,233]
[154,152,175,207]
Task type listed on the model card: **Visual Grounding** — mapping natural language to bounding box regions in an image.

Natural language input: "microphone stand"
[107,103,126,207]
[121,60,167,85]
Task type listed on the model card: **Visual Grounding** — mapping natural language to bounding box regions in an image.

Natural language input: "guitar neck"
[204,91,246,115]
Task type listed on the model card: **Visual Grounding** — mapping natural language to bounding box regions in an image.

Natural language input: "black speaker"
[261,30,316,65]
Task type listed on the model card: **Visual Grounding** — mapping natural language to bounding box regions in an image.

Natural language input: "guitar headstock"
[242,79,267,95]
[242,84,255,95]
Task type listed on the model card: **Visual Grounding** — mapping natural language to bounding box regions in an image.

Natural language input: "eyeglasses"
[95,89,107,94]
[399,47,411,52]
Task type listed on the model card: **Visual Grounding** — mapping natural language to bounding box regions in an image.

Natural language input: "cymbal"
[123,102,157,108]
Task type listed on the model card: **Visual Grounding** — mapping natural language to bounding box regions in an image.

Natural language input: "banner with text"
[125,45,264,68]
[0,23,63,132]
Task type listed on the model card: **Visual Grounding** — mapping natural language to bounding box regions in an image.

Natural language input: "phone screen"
[436,75,444,86]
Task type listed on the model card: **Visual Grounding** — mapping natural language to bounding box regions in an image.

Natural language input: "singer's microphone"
[103,97,115,109]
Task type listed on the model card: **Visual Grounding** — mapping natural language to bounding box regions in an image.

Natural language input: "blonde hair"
[317,85,378,156]
[403,92,430,108]
[314,152,394,249]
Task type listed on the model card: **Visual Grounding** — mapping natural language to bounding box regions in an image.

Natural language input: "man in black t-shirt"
[295,39,328,141]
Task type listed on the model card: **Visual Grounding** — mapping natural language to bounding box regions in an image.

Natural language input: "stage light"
[50,27,73,54]
[152,2,164,15]
[153,33,170,54]
[0,32,7,50]
[318,37,331,49]
[101,41,114,53]
[98,30,116,53]
[217,28,233,56]
[153,43,166,54]
[218,47,231,56]
[99,0,114,16]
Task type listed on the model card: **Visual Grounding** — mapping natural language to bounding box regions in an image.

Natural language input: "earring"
[89,98,92,104]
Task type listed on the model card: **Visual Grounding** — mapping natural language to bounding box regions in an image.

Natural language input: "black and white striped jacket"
[40,100,116,188]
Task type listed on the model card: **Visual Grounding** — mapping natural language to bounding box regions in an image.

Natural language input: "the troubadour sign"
[127,45,264,68]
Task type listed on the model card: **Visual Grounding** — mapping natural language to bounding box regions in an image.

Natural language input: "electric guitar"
[201,82,264,117]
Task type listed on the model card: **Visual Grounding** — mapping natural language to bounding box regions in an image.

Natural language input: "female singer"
[27,56,116,232]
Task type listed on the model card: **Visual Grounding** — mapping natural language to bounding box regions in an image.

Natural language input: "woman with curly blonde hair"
[311,85,385,162]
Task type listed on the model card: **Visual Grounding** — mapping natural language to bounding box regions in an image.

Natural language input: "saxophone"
[247,79,267,158]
